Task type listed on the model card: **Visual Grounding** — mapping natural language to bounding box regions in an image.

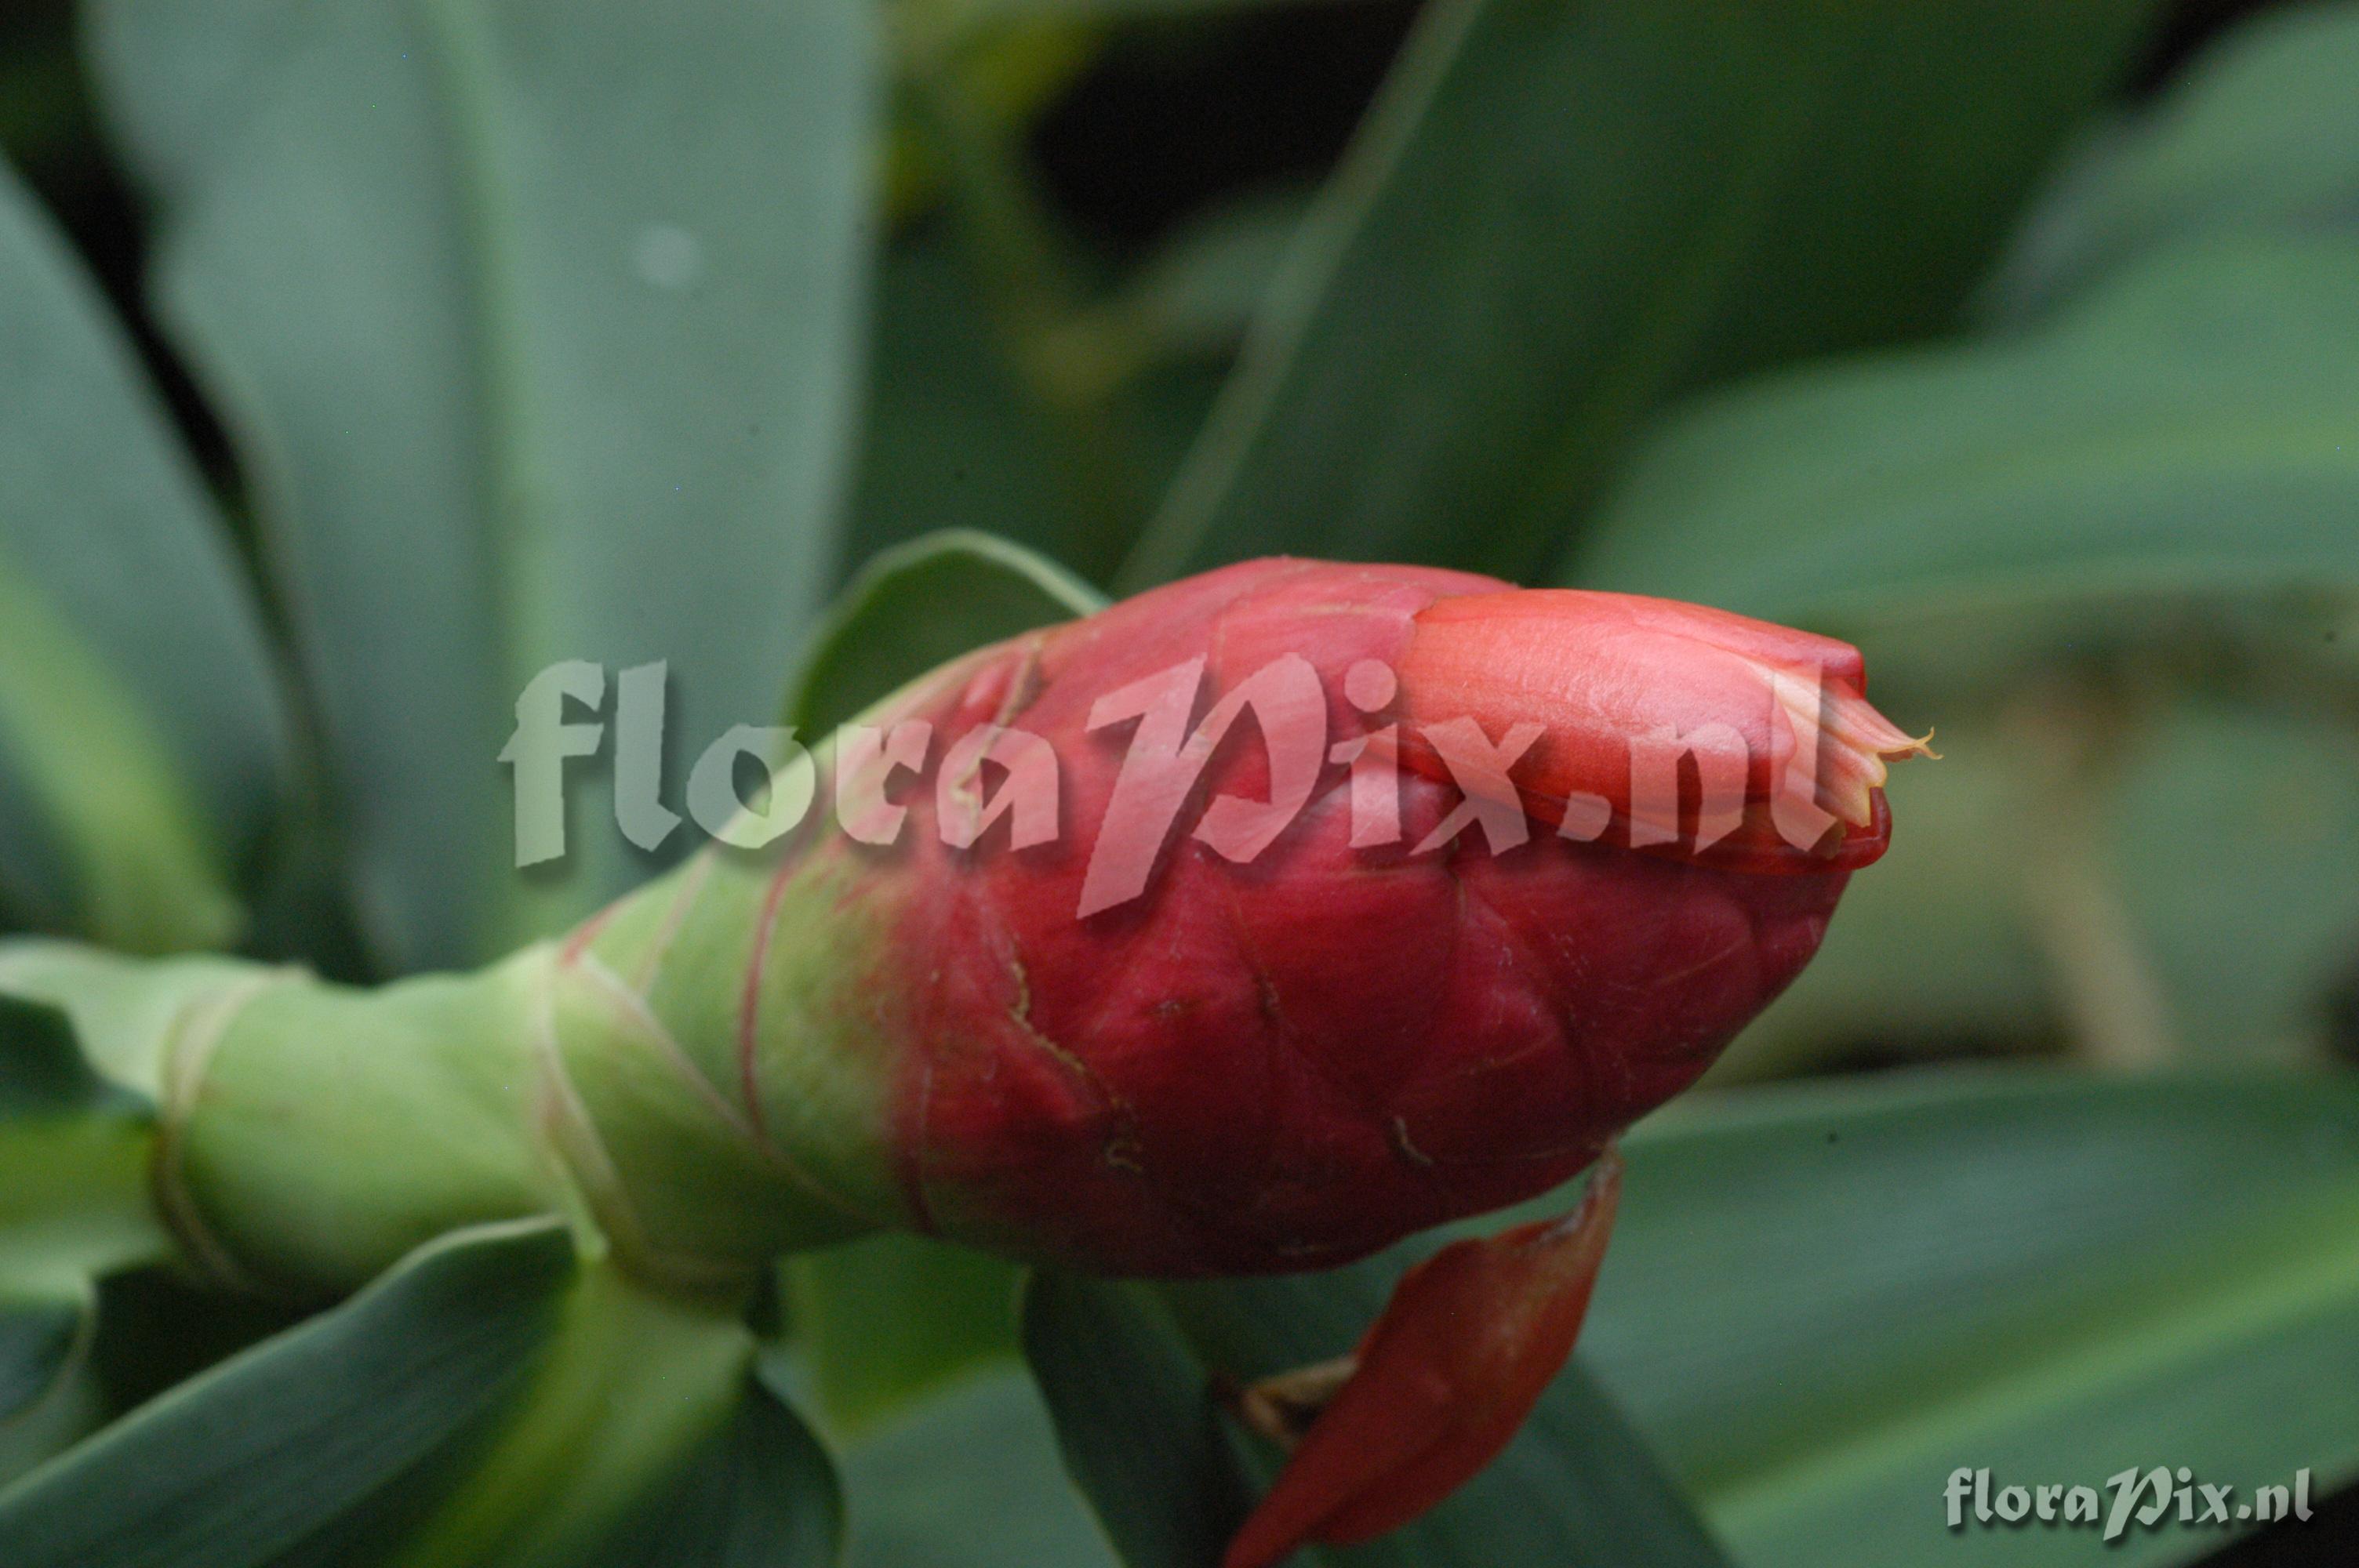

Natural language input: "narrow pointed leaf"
[0,1221,573,1568]
[1121,0,2157,588]
[89,0,880,967]
[1022,1272,1253,1568]
[0,155,285,951]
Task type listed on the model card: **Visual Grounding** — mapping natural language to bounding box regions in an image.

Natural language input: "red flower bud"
[751,559,1922,1277]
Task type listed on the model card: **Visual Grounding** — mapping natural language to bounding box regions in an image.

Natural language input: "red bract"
[781,558,1921,1276]
[1223,1153,1624,1568]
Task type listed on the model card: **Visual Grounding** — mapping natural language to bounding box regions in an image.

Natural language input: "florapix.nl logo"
[500,648,1884,917]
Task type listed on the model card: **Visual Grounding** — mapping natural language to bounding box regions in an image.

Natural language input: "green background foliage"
[4,0,2357,1563]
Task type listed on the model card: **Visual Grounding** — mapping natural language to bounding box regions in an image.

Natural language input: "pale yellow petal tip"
[1813,697,1935,826]
[1841,700,1938,762]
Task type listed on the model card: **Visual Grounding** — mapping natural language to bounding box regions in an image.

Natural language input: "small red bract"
[1224,1152,1625,1568]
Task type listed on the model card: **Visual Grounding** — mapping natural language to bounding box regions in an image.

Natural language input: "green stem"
[2008,691,2179,1072]
[0,818,903,1298]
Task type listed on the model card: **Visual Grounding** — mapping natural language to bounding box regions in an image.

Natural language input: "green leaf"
[0,995,167,1294]
[0,154,285,953]
[838,1367,1119,1568]
[1990,2,2359,321]
[0,1345,97,1494]
[786,530,1105,736]
[1154,1272,1731,1568]
[0,1290,89,1429]
[579,1374,841,1568]
[1021,1272,1253,1568]
[373,1254,765,1568]
[2108,703,2359,1055]
[0,1110,164,1298]
[1121,0,2159,589]
[89,1,881,969]
[784,1233,1024,1439]
[1575,1069,2359,1568]
[0,994,126,1123]
[0,1219,832,1568]
[1570,235,2359,704]
[0,1221,574,1568]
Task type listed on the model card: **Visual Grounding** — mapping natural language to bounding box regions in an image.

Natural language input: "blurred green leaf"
[0,1216,836,1568]
[0,993,126,1123]
[77,0,292,203]
[0,1221,573,1568]
[944,0,1378,22]
[787,529,1104,736]
[784,1232,1026,1439]
[838,1366,1119,1568]
[371,1254,764,1568]
[0,995,166,1295]
[0,1290,87,1429]
[1705,711,2052,1077]
[1021,1272,1254,1568]
[1723,696,2359,1076]
[1122,0,2159,589]
[2112,702,2359,1055]
[1572,236,2359,705]
[1110,187,1308,365]
[0,1108,162,1297]
[847,234,1223,586]
[0,1332,97,1493]
[849,238,1121,581]
[579,1373,841,1568]
[0,154,285,952]
[1569,1069,2359,1568]
[1990,2,2359,321]
[88,1,880,969]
